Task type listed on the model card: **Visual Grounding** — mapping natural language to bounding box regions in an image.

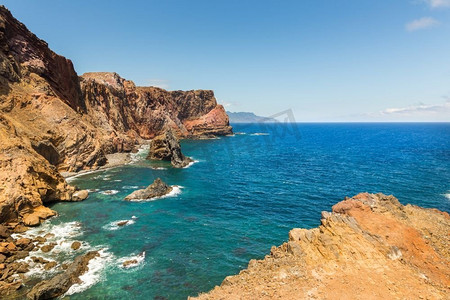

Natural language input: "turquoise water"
[45,123,449,299]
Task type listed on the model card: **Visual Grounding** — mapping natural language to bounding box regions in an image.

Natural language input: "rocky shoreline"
[192,193,450,299]
[0,5,231,298]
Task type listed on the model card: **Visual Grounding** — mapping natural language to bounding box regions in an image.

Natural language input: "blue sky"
[3,0,450,121]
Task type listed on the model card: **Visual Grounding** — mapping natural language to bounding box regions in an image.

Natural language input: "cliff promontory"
[193,193,449,299]
[0,5,231,226]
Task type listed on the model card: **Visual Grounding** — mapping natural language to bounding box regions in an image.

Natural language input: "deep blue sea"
[27,123,449,299]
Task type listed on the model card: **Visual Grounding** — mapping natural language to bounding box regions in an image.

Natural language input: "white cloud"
[379,101,450,116]
[146,79,170,89]
[423,0,450,8]
[405,17,439,31]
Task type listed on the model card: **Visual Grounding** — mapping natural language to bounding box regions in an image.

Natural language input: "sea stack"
[124,178,173,201]
[147,127,193,168]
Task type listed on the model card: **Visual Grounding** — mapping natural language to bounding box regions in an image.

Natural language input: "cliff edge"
[0,6,231,225]
[192,193,449,299]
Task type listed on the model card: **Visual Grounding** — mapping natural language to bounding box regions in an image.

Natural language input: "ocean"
[23,123,450,299]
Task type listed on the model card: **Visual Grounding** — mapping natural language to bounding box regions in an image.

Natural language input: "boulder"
[40,243,56,253]
[72,190,89,201]
[124,178,173,201]
[147,127,193,168]
[70,241,81,250]
[16,238,32,248]
[0,225,11,238]
[22,214,40,227]
[27,251,99,300]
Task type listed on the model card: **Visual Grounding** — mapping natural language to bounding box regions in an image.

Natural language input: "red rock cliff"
[0,6,232,224]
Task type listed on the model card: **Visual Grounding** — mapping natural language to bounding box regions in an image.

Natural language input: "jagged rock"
[26,251,99,300]
[71,190,89,201]
[193,193,450,300]
[22,206,56,227]
[0,225,10,238]
[147,127,193,168]
[124,178,173,201]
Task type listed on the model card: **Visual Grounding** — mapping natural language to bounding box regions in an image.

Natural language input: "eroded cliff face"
[193,193,449,300]
[0,6,231,225]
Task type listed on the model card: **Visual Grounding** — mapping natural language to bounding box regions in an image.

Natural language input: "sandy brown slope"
[192,193,449,300]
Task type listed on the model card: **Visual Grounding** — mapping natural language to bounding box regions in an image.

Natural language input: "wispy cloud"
[405,17,439,31]
[379,101,450,116]
[422,0,450,8]
[146,79,170,89]
[341,100,450,122]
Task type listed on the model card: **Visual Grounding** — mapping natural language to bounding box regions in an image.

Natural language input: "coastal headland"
[0,5,448,300]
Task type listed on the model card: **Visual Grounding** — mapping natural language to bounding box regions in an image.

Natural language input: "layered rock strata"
[192,193,450,300]
[0,6,231,225]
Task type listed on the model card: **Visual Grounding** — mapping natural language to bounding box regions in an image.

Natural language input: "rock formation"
[0,6,231,225]
[124,178,173,201]
[26,251,99,299]
[192,193,449,299]
[147,127,193,168]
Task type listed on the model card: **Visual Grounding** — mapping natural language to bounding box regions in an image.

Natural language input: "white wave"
[13,221,88,278]
[99,190,119,195]
[183,159,199,169]
[127,186,183,202]
[102,218,136,231]
[66,170,100,182]
[250,132,269,136]
[87,188,100,193]
[12,221,82,240]
[235,132,246,135]
[65,249,113,296]
[118,251,146,269]
[150,167,167,170]
[113,179,122,182]
[444,193,450,200]
[129,144,150,164]
[122,185,139,190]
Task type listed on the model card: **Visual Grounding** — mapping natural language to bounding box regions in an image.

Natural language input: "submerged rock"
[117,221,128,227]
[124,178,173,201]
[147,127,193,168]
[27,251,99,300]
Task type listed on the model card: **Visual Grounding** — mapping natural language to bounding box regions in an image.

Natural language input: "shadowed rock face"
[0,6,231,224]
[192,193,450,300]
[124,178,173,201]
[147,127,193,168]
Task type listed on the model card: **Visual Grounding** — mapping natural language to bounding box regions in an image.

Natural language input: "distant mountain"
[227,111,278,123]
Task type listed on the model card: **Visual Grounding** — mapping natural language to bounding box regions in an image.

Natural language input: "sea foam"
[102,217,137,231]
[118,251,146,269]
[99,190,119,195]
[65,249,113,296]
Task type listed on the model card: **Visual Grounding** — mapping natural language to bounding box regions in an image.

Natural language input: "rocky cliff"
[0,6,231,225]
[193,193,449,299]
